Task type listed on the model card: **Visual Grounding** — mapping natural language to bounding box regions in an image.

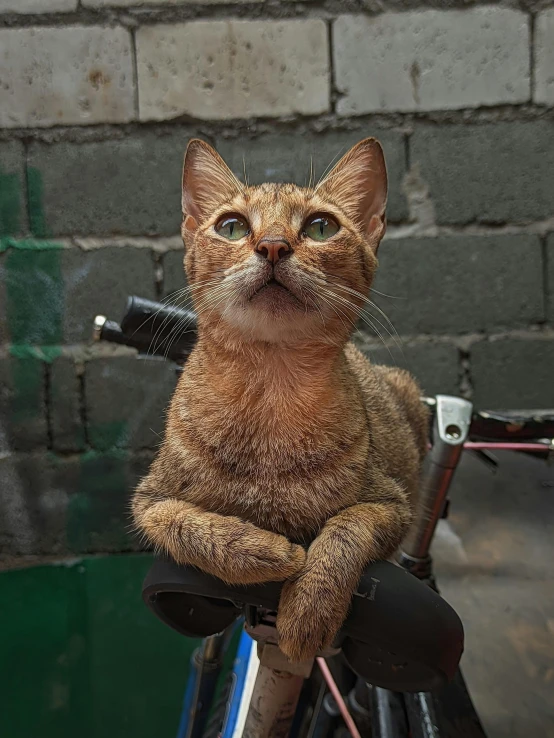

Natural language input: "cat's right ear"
[182,139,242,231]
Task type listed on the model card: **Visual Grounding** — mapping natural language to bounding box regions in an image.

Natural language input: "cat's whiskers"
[149,291,200,357]
[151,285,216,357]
[301,284,327,329]
[319,287,397,363]
[201,278,243,324]
[328,290,399,354]
[329,281,400,334]
[307,156,315,190]
[317,286,358,336]
[369,287,405,300]
[160,276,243,358]
[318,293,351,335]
[317,288,381,350]
[323,271,404,302]
[145,278,225,356]
[314,149,345,189]
[325,280,404,356]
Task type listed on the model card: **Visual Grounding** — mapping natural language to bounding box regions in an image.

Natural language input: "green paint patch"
[67,449,132,553]
[0,555,203,738]
[0,165,21,236]
[9,344,62,363]
[88,420,130,452]
[0,237,64,252]
[3,244,64,344]
[27,166,50,238]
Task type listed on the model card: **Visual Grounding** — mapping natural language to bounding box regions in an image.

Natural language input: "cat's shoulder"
[343,341,379,382]
[343,341,421,400]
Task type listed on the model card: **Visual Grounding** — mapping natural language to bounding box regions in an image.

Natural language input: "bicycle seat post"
[243,645,311,738]
[398,395,473,583]
[241,612,314,738]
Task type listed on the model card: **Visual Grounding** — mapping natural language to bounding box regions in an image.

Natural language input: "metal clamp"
[399,395,473,577]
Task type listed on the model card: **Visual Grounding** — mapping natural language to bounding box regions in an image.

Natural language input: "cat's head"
[181,138,387,344]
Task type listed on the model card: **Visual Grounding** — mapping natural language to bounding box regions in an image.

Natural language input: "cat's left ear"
[316,138,387,251]
[182,139,242,231]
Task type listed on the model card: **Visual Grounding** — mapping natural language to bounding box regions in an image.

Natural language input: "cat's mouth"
[250,278,289,298]
[249,277,302,304]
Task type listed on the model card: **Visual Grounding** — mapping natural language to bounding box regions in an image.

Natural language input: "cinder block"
[372,234,543,335]
[216,129,408,223]
[63,450,139,554]
[0,141,26,237]
[356,338,460,397]
[471,337,554,410]
[410,122,554,225]
[535,9,554,105]
[0,241,65,345]
[61,246,156,343]
[27,132,198,237]
[50,355,85,452]
[0,26,134,128]
[333,8,529,114]
[137,20,329,121]
[0,0,77,10]
[85,355,178,450]
[0,354,48,452]
[0,452,67,557]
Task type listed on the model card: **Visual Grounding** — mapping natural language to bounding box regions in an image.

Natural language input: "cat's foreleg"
[276,474,412,662]
[133,485,306,585]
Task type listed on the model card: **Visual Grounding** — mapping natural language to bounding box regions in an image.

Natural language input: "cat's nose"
[255,238,292,265]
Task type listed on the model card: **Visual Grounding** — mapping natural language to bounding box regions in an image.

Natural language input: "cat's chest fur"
[168,355,368,540]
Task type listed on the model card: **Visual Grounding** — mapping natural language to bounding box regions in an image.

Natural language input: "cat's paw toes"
[255,541,306,582]
[276,577,347,663]
[287,544,307,577]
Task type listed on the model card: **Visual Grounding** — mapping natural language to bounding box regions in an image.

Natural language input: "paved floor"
[432,450,554,738]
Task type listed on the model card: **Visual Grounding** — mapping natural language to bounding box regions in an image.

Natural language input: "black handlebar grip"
[120,296,198,359]
[93,297,198,362]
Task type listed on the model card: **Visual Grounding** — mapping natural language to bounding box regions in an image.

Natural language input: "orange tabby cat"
[133,138,429,662]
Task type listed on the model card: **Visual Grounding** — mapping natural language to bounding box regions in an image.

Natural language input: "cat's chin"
[221,298,318,344]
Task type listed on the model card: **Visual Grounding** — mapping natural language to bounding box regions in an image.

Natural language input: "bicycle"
[94,296,554,738]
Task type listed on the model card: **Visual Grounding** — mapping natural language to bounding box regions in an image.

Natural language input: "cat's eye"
[303,213,340,241]
[215,214,250,241]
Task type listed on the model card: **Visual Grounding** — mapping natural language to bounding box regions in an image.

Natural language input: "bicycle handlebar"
[93,296,554,443]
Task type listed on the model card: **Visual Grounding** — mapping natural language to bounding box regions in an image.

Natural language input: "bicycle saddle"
[143,557,463,693]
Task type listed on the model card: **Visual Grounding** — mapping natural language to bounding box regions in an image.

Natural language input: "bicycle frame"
[177,626,238,738]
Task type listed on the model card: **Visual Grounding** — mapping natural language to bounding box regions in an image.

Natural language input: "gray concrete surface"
[433,450,554,738]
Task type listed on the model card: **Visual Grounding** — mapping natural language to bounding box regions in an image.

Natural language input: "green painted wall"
[1,555,202,738]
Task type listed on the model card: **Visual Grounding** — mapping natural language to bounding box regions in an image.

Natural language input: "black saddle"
[142,558,463,693]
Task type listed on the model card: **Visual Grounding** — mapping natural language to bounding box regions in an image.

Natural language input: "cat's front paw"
[276,575,350,663]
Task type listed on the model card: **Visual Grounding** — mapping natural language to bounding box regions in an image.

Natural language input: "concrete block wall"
[1,0,553,563]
